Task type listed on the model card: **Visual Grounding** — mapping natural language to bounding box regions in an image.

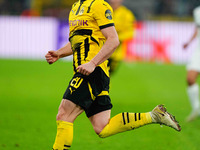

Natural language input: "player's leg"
[89,110,111,135]
[89,105,181,138]
[53,70,95,150]
[89,109,152,137]
[53,99,84,150]
[186,70,200,122]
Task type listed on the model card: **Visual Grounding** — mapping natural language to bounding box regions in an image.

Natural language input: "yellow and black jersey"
[69,0,115,77]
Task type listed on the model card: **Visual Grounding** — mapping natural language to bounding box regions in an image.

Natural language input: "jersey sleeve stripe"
[99,23,115,30]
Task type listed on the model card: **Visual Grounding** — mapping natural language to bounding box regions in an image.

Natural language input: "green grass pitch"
[0,59,200,150]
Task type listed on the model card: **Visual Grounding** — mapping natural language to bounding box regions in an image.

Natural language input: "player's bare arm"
[76,26,119,75]
[183,27,198,49]
[45,42,73,64]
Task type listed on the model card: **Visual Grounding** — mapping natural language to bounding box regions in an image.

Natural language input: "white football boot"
[150,104,181,131]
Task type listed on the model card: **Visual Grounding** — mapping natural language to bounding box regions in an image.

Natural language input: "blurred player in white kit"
[183,6,200,122]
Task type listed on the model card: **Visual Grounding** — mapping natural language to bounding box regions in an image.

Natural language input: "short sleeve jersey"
[68,0,114,76]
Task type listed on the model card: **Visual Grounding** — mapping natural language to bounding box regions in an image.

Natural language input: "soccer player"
[45,0,181,149]
[183,6,200,122]
[107,0,136,74]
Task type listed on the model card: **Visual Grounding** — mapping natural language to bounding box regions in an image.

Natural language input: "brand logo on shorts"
[69,87,76,94]
[105,9,112,20]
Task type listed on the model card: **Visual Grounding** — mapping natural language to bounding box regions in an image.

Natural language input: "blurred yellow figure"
[108,0,136,74]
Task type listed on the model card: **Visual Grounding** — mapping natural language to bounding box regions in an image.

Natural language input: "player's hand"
[76,61,96,76]
[45,51,59,64]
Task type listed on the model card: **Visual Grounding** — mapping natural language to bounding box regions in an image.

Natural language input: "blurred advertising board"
[0,17,197,64]
[0,16,58,59]
[125,21,197,64]
[57,20,69,50]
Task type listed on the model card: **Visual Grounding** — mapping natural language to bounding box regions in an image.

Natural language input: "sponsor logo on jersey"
[69,20,88,27]
[105,9,112,20]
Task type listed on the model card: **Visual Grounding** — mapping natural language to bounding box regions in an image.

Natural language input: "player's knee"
[187,76,196,86]
[93,123,107,135]
[93,126,104,135]
[56,107,66,121]
[56,105,72,122]
[56,102,83,122]
[91,121,108,135]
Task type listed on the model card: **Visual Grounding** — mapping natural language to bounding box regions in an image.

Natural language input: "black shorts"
[63,67,113,117]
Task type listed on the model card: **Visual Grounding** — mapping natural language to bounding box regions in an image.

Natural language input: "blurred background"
[1,0,200,150]
[0,0,199,62]
[0,0,199,19]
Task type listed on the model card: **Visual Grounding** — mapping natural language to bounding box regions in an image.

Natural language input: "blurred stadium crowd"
[1,0,200,20]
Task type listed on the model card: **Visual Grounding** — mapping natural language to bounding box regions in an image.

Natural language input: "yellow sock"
[53,121,73,150]
[99,112,152,138]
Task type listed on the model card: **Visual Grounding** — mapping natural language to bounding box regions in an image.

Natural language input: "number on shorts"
[70,77,83,89]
